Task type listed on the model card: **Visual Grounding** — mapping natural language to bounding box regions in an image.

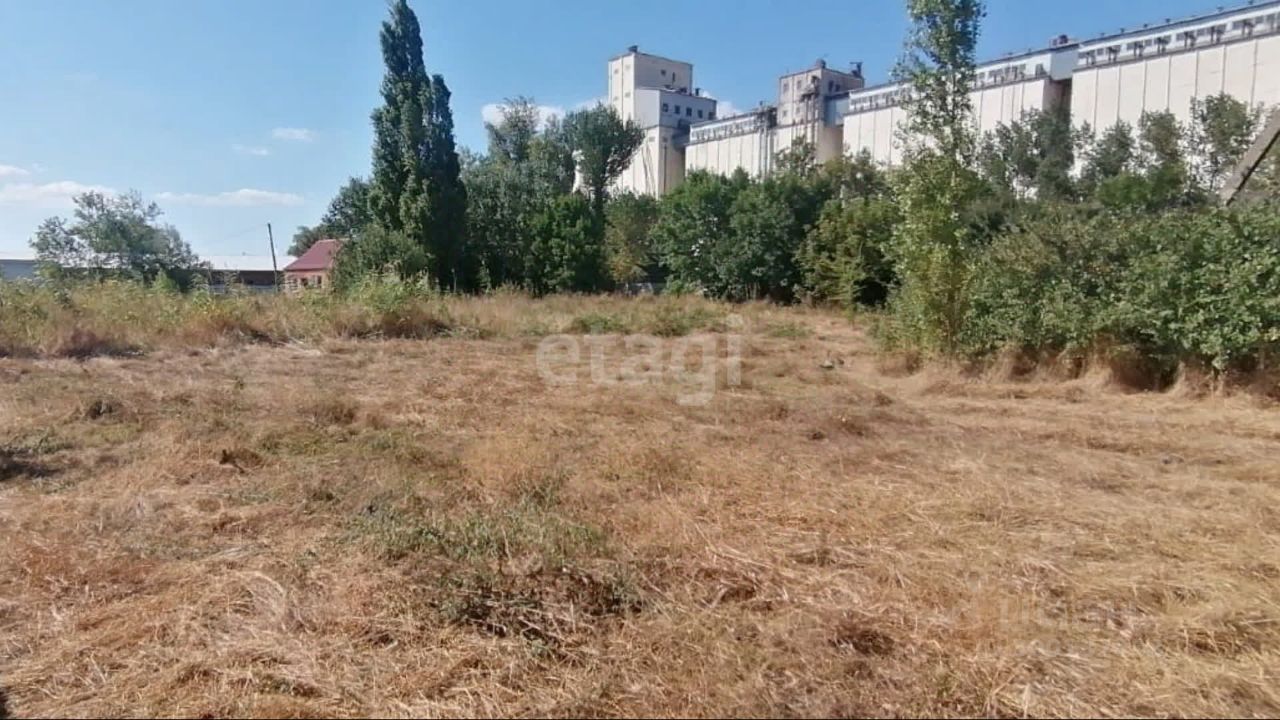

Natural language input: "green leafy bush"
[799,196,900,308]
[958,204,1280,375]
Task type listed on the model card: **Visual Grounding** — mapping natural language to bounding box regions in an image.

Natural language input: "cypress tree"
[426,74,468,289]
[367,0,466,288]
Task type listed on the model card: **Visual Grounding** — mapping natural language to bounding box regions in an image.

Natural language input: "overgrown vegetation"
[30,191,203,290]
[959,205,1280,376]
[20,0,1280,388]
[0,279,733,358]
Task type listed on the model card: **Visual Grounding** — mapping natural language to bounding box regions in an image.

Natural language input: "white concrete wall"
[609,51,693,125]
[773,122,844,164]
[842,79,1054,165]
[842,103,908,165]
[686,127,774,178]
[615,126,686,196]
[1071,18,1280,131]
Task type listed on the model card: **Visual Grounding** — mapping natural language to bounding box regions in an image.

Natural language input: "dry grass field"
[1,296,1278,717]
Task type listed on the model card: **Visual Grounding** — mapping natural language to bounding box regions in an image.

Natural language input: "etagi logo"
[535,315,744,406]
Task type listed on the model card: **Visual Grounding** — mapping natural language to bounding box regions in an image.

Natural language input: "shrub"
[603,192,660,286]
[331,226,432,291]
[527,193,605,295]
[1107,205,1280,372]
[961,208,1118,356]
[957,203,1280,375]
[568,311,630,335]
[799,196,899,309]
[326,274,452,339]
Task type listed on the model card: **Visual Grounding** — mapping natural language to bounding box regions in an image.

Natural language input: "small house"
[283,239,343,291]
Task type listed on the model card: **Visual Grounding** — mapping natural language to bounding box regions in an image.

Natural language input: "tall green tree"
[562,104,644,219]
[651,170,747,294]
[603,192,660,285]
[1137,109,1188,203]
[485,97,543,167]
[527,194,602,294]
[426,74,468,289]
[888,0,987,353]
[30,191,202,288]
[366,0,466,289]
[980,106,1079,201]
[1086,111,1198,210]
[368,0,428,237]
[462,97,576,289]
[1079,121,1137,194]
[895,0,985,165]
[1188,93,1263,191]
[722,178,806,301]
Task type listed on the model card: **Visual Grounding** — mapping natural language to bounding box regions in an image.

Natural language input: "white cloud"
[0,164,31,178]
[715,101,745,118]
[573,96,607,111]
[156,188,304,208]
[703,93,744,119]
[0,180,116,207]
[232,144,271,157]
[481,102,565,129]
[271,127,317,142]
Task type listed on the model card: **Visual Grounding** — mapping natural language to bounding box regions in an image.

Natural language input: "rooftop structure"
[609,46,718,196]
[284,239,343,291]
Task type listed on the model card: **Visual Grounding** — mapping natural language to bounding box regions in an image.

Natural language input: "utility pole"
[266,223,280,292]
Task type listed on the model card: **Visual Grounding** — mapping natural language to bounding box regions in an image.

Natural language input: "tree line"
[860,0,1280,379]
[23,0,1280,379]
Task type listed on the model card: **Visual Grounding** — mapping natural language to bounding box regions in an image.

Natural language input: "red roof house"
[283,238,343,290]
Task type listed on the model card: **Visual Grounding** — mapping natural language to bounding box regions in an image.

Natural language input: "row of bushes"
[639,98,1280,383]
[0,277,738,359]
[883,203,1280,378]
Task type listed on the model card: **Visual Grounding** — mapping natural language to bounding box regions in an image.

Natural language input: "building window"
[686,107,692,117]
[697,109,703,118]
[662,102,669,113]
[661,69,667,76]
[708,111,716,120]
[673,104,680,114]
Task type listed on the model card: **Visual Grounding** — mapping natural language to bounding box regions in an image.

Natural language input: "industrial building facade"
[609,0,1280,196]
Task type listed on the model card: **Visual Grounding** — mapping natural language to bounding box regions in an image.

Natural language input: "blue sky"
[0,0,1230,257]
